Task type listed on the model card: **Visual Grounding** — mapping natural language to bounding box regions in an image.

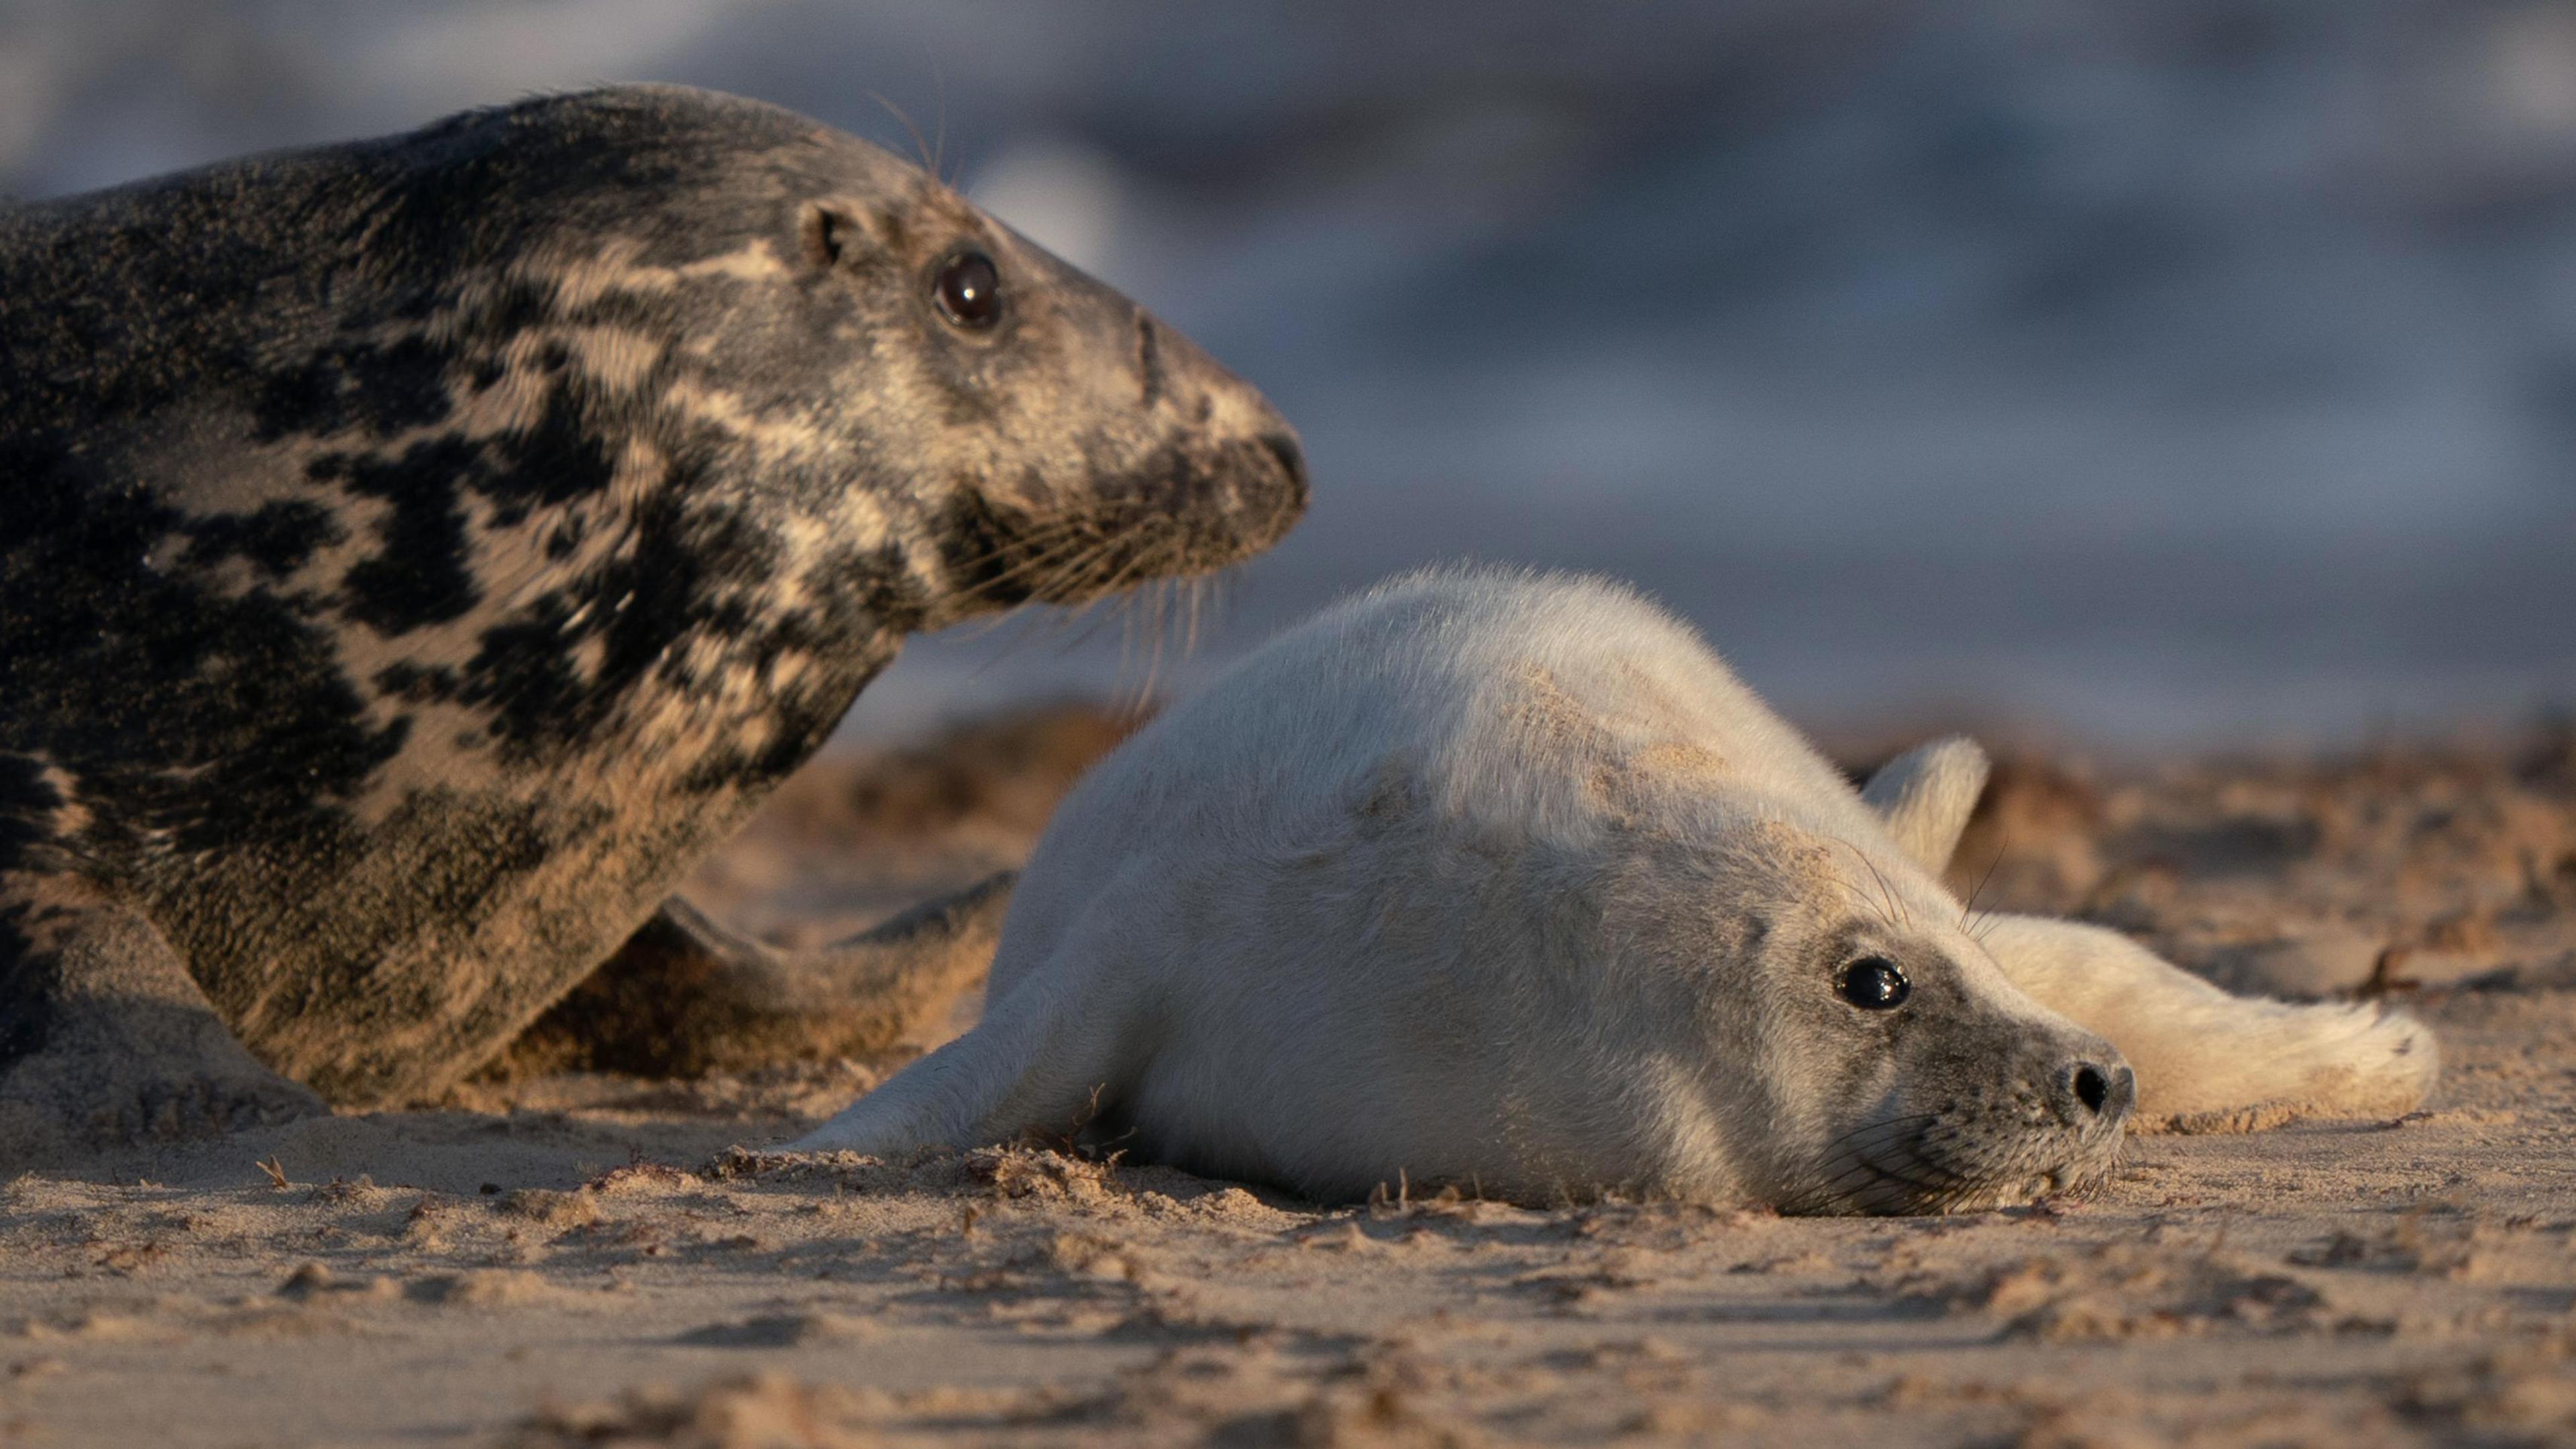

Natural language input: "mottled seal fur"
[796,568,2434,1212]
[0,85,1306,1157]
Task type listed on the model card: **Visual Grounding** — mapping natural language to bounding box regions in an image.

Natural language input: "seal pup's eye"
[932,250,1002,329]
[1837,957,1910,1010]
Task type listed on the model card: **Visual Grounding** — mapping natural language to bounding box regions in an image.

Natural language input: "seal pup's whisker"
[1825,839,1905,934]
[1958,830,2010,948]
[1857,846,1913,930]
[1799,1112,1966,1210]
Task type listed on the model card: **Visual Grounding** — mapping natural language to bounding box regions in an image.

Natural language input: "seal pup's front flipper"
[494,875,1015,1079]
[787,917,1142,1155]
[0,870,322,1167]
[1972,914,2435,1123]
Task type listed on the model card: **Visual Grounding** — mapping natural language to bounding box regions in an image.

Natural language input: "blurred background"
[6,0,2572,751]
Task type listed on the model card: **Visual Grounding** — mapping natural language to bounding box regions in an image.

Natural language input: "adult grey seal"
[0,85,1307,1157]
[796,568,2433,1212]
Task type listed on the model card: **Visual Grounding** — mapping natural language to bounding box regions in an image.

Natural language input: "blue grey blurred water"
[6,1,2571,746]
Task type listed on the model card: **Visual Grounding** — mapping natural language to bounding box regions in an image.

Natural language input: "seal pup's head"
[1604,815,2134,1214]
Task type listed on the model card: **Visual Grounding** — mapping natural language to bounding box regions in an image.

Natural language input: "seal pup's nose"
[2062,1061,2135,1121]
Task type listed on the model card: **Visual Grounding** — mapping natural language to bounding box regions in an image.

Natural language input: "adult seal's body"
[798,569,2434,1212]
[0,85,1307,1156]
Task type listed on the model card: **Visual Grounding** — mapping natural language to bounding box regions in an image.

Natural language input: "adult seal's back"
[0,85,1307,1157]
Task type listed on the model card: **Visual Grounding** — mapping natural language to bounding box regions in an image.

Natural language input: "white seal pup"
[795,568,2436,1212]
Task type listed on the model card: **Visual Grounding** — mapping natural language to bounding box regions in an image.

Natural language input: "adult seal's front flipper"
[494,873,1016,1079]
[1,85,1305,1118]
[0,870,323,1167]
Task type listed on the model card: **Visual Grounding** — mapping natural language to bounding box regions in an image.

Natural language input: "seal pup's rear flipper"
[1858,740,2437,1123]
[492,874,1014,1079]
[1860,737,1991,874]
[1973,914,2436,1123]
[786,934,1141,1156]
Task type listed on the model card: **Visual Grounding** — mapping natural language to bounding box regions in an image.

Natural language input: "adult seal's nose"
[1259,431,1309,499]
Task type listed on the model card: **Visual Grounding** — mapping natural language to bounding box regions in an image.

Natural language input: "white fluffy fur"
[796,568,2436,1202]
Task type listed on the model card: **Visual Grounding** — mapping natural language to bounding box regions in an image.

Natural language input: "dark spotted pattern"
[0,437,412,862]
[0,85,1305,1108]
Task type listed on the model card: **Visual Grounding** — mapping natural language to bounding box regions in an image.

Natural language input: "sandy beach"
[3,712,2572,1448]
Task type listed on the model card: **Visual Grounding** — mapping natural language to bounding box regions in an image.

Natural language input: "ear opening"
[798,201,860,269]
[799,199,910,272]
[1860,736,1990,874]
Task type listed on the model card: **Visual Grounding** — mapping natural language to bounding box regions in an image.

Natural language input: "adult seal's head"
[529,86,1315,631]
[0,84,1307,1125]
[251,82,1307,633]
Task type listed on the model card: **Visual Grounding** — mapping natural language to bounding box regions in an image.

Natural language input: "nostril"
[2072,1064,2109,1115]
[1258,431,1308,494]
[1133,313,1165,408]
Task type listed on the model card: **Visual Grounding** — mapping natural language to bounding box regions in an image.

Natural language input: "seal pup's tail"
[1865,737,2438,1126]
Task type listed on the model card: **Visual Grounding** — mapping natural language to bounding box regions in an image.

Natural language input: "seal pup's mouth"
[1786,1104,2129,1216]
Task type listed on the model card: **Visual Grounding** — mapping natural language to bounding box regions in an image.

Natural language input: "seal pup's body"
[0,86,1306,1155]
[798,569,2434,1212]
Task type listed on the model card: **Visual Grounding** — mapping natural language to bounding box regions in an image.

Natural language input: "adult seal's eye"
[933,250,1002,329]
[1837,957,1910,1010]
